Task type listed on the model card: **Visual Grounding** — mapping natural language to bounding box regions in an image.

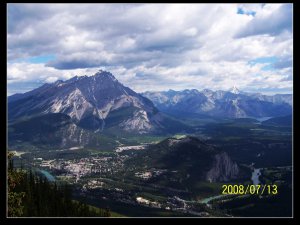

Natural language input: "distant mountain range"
[142,88,292,119]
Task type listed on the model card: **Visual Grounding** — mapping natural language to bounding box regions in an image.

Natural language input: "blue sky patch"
[27,54,56,63]
[248,56,278,71]
[237,7,256,16]
[10,54,56,64]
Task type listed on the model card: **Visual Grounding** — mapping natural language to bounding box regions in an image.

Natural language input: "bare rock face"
[206,152,240,182]
[119,109,153,134]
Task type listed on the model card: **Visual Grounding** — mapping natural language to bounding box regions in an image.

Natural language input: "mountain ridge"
[142,89,292,119]
[126,136,242,183]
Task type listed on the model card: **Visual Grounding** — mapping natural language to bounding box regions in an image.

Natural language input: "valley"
[10,114,292,217]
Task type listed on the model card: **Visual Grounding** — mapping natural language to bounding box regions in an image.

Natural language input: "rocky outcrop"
[206,152,240,182]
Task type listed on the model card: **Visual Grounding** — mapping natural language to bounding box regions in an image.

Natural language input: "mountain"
[9,70,170,134]
[142,89,292,119]
[229,86,240,95]
[8,70,189,149]
[126,136,242,183]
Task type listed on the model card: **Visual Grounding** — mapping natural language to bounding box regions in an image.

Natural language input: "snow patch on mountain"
[229,86,240,94]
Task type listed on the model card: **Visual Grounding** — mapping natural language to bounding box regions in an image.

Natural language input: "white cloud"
[7,3,293,95]
[235,4,292,38]
[45,76,58,83]
[7,62,100,84]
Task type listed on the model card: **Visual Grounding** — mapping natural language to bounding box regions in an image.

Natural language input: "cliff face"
[206,152,240,182]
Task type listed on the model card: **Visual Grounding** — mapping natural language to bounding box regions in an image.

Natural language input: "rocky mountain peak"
[8,70,169,134]
[54,80,64,85]
[229,85,240,94]
[94,70,117,81]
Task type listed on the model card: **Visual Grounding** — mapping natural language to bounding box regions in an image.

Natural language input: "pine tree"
[7,152,25,217]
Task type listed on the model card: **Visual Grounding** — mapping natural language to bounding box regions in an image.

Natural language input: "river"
[200,194,228,204]
[35,168,56,182]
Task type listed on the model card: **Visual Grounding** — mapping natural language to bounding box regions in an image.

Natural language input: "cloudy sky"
[7,3,293,96]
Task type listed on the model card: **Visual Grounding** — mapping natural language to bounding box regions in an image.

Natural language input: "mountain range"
[8,70,292,149]
[142,88,292,119]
